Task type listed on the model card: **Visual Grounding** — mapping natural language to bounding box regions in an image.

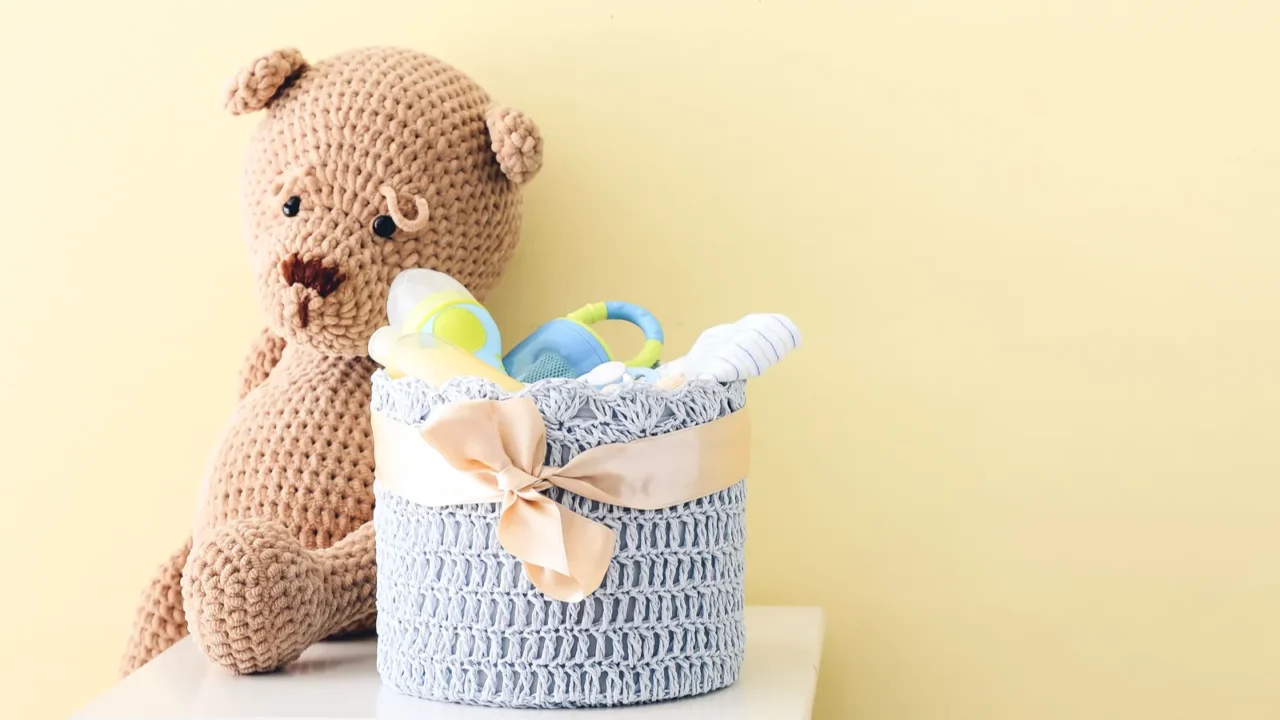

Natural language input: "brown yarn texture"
[120,46,541,676]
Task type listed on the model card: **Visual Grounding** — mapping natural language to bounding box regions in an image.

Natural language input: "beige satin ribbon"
[372,398,751,602]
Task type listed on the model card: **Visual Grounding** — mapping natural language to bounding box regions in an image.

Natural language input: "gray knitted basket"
[371,372,748,708]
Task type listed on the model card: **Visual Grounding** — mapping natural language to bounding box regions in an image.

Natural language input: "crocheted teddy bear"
[120,46,543,676]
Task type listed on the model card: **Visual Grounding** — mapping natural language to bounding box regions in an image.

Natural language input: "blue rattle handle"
[604,301,665,343]
[565,301,665,368]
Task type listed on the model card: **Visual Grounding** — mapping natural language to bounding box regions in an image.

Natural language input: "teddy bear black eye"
[282,196,301,217]
[372,215,397,239]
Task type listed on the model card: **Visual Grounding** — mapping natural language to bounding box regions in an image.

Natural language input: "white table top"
[73,606,824,720]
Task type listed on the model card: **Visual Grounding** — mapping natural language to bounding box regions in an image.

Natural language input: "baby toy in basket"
[503,300,664,383]
[371,268,665,386]
[384,268,506,372]
[368,270,802,709]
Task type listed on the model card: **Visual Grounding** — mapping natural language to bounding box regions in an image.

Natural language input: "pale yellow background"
[1,1,1277,718]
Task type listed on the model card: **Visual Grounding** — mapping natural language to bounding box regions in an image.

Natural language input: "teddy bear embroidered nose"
[281,253,345,298]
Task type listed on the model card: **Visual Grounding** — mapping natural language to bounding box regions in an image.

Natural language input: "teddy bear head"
[226,47,542,356]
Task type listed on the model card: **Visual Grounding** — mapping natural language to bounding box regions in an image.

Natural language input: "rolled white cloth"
[673,313,801,383]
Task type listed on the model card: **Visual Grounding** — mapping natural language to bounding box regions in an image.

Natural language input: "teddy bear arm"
[236,328,287,399]
[316,519,377,632]
[181,519,375,674]
[120,537,192,677]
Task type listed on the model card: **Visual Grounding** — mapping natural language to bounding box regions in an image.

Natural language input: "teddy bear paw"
[182,519,329,674]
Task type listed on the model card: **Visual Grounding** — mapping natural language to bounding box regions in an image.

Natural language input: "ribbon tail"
[498,491,616,603]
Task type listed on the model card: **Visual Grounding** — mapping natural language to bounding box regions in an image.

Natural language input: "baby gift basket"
[366,271,799,709]
[371,374,750,708]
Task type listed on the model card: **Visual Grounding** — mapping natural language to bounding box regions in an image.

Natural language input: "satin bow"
[372,397,751,602]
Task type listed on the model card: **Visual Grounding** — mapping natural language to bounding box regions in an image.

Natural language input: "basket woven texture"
[371,372,748,708]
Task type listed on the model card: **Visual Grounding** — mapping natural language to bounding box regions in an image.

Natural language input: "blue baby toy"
[503,301,665,383]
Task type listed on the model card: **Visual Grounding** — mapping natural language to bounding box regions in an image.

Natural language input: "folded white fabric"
[664,313,801,383]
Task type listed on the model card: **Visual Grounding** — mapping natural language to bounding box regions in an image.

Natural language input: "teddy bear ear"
[224,48,309,116]
[485,105,544,184]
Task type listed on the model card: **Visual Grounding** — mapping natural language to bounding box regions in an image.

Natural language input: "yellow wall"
[2,1,1278,718]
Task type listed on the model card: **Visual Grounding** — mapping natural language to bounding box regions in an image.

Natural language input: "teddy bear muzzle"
[279,253,346,329]
[281,253,345,298]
